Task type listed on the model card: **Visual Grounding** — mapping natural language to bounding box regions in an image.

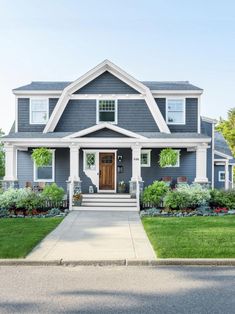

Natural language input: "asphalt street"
[0,266,234,313]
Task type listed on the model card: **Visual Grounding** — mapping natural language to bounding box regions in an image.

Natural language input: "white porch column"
[194,144,208,184]
[225,160,229,190]
[68,144,80,182]
[4,144,17,181]
[68,144,81,210]
[131,144,142,182]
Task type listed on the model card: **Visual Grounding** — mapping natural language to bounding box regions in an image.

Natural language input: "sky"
[0,0,235,133]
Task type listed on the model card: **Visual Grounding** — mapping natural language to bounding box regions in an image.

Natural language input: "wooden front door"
[99,153,115,190]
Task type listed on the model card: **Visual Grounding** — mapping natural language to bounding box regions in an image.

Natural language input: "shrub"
[164,183,211,210]
[0,188,23,209]
[210,189,235,209]
[41,183,65,204]
[142,181,169,207]
[15,189,42,213]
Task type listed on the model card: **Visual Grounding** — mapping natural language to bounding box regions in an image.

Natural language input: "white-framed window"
[96,99,117,124]
[34,150,55,182]
[219,171,225,182]
[84,151,97,170]
[141,150,151,167]
[163,150,180,168]
[30,98,49,124]
[166,99,185,125]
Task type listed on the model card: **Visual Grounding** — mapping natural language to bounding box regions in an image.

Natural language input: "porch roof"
[2,131,210,140]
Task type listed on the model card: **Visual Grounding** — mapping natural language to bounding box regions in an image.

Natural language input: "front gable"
[74,71,138,94]
[81,128,129,138]
[43,60,170,134]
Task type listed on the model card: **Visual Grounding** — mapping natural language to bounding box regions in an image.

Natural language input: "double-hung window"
[166,99,185,124]
[34,150,55,182]
[141,150,151,167]
[30,98,49,124]
[219,171,225,182]
[97,100,117,124]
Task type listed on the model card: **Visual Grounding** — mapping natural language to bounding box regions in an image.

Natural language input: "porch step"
[74,193,138,211]
[73,206,138,212]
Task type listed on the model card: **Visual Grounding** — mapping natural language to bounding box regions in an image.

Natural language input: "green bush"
[0,188,25,209]
[15,189,43,213]
[41,183,65,204]
[142,181,169,207]
[164,184,211,210]
[210,189,235,209]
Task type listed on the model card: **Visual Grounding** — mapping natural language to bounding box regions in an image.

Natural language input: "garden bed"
[142,216,235,258]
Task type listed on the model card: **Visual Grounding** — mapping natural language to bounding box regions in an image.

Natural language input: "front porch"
[3,135,210,210]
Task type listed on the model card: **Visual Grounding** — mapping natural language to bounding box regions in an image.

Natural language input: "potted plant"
[118,181,126,193]
[31,147,52,167]
[73,191,83,206]
[159,148,179,168]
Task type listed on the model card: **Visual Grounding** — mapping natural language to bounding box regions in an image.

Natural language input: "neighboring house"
[1,60,234,206]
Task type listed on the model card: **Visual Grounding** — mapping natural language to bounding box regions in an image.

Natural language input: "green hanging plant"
[159,148,179,168]
[31,148,52,167]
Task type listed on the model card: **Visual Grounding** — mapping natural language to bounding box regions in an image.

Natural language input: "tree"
[216,108,235,155]
[0,129,5,179]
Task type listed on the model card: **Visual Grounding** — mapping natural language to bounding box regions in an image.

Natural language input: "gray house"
[2,60,234,210]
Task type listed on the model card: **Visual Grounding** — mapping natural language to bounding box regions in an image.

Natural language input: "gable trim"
[43,60,170,134]
[63,123,147,139]
[214,150,233,160]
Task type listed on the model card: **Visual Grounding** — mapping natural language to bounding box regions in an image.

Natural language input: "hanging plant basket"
[159,148,179,168]
[31,148,52,167]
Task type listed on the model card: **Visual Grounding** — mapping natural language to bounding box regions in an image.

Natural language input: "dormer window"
[96,100,117,124]
[30,98,49,124]
[166,99,185,125]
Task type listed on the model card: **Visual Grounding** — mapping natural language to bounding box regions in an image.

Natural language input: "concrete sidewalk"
[27,211,156,261]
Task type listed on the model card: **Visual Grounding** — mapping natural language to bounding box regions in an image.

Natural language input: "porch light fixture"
[118,155,123,162]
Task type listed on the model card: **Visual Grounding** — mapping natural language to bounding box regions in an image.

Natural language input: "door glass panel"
[101,155,113,163]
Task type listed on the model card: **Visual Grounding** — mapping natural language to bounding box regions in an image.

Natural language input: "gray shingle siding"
[83,129,128,138]
[156,98,198,132]
[141,148,196,186]
[74,71,138,94]
[55,99,159,133]
[18,98,58,132]
[17,148,69,191]
[214,165,225,189]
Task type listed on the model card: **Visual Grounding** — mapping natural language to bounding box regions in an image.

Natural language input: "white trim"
[166,98,186,125]
[197,96,201,133]
[63,123,146,139]
[15,97,18,132]
[43,60,170,134]
[214,150,233,160]
[201,116,217,124]
[152,90,203,96]
[70,94,143,100]
[33,149,55,182]
[212,122,215,189]
[13,90,62,96]
[29,97,49,125]
[141,149,151,167]
[96,99,118,125]
[218,170,225,182]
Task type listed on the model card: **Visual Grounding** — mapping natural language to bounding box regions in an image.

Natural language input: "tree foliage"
[216,108,235,155]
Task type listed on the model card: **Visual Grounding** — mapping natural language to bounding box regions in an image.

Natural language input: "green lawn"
[142,216,235,258]
[0,218,63,258]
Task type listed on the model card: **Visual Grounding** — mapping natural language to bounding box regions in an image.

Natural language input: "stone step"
[82,202,137,207]
[82,194,132,199]
[73,206,138,211]
[83,198,136,203]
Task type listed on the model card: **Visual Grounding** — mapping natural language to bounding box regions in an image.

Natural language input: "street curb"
[0,259,235,266]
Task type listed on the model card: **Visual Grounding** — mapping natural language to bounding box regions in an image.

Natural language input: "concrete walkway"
[27,211,156,261]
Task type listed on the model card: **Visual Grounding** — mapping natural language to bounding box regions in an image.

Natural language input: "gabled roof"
[13,80,202,92]
[63,123,147,139]
[214,131,233,158]
[43,60,170,134]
